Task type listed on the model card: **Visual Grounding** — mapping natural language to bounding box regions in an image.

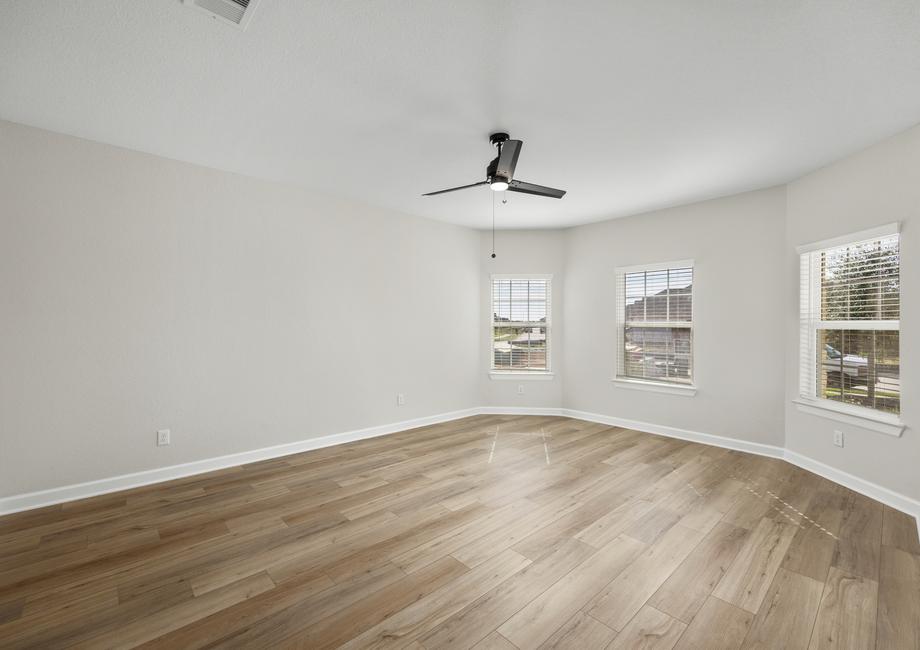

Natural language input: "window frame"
[614,260,696,394]
[489,274,554,378]
[795,223,904,436]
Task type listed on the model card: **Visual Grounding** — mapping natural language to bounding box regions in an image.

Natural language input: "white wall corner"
[478,406,565,416]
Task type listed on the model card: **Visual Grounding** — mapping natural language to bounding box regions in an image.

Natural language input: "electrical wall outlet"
[397,393,406,406]
[833,430,844,447]
[517,384,525,395]
[157,429,171,446]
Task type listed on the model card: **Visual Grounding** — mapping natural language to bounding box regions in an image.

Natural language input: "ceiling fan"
[423,133,566,199]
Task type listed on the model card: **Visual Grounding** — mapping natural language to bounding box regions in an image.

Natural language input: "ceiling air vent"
[185,0,260,30]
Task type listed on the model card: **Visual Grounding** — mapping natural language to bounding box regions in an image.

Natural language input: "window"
[491,276,550,373]
[798,225,900,418]
[615,262,693,386]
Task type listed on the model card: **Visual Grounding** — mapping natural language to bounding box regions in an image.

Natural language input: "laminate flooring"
[1,415,918,649]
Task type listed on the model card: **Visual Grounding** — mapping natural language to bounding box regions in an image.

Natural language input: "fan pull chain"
[491,190,497,259]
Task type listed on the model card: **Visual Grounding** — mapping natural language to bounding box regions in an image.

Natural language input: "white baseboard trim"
[783,449,920,535]
[478,406,565,416]
[560,408,918,534]
[3,405,918,538]
[0,407,481,516]
[560,408,785,460]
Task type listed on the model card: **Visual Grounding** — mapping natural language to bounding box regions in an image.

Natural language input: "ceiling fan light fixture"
[422,133,565,199]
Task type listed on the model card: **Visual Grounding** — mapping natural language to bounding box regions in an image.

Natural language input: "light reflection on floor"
[730,473,839,539]
[487,424,551,465]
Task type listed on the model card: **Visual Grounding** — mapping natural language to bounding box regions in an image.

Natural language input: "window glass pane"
[623,326,692,384]
[529,281,547,301]
[645,270,668,320]
[492,326,515,370]
[493,326,546,371]
[492,279,511,321]
[816,329,899,415]
[491,278,550,371]
[523,327,547,370]
[493,279,547,324]
[820,236,900,321]
[510,280,529,302]
[668,268,693,321]
[624,272,646,320]
[528,280,547,322]
[623,268,692,323]
[510,301,530,321]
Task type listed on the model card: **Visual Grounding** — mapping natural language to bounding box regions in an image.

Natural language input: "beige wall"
[785,123,920,501]
[0,121,482,497]
[561,188,788,447]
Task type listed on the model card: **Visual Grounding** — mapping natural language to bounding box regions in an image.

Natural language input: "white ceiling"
[2,1,920,229]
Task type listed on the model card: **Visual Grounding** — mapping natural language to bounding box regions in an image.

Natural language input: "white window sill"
[612,377,697,396]
[793,398,905,437]
[489,371,555,381]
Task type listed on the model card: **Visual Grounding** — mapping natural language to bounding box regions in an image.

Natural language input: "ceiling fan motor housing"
[489,132,510,146]
[487,133,510,182]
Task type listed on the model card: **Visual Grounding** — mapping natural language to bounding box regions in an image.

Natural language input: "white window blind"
[616,263,693,385]
[491,277,550,372]
[799,228,900,416]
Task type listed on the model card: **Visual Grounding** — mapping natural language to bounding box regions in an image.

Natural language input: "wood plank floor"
[1,414,918,649]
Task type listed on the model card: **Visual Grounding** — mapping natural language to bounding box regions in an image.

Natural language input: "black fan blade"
[507,180,566,199]
[422,181,488,196]
[495,140,522,180]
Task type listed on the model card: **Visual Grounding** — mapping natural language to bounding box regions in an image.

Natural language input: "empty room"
[2,1,919,648]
